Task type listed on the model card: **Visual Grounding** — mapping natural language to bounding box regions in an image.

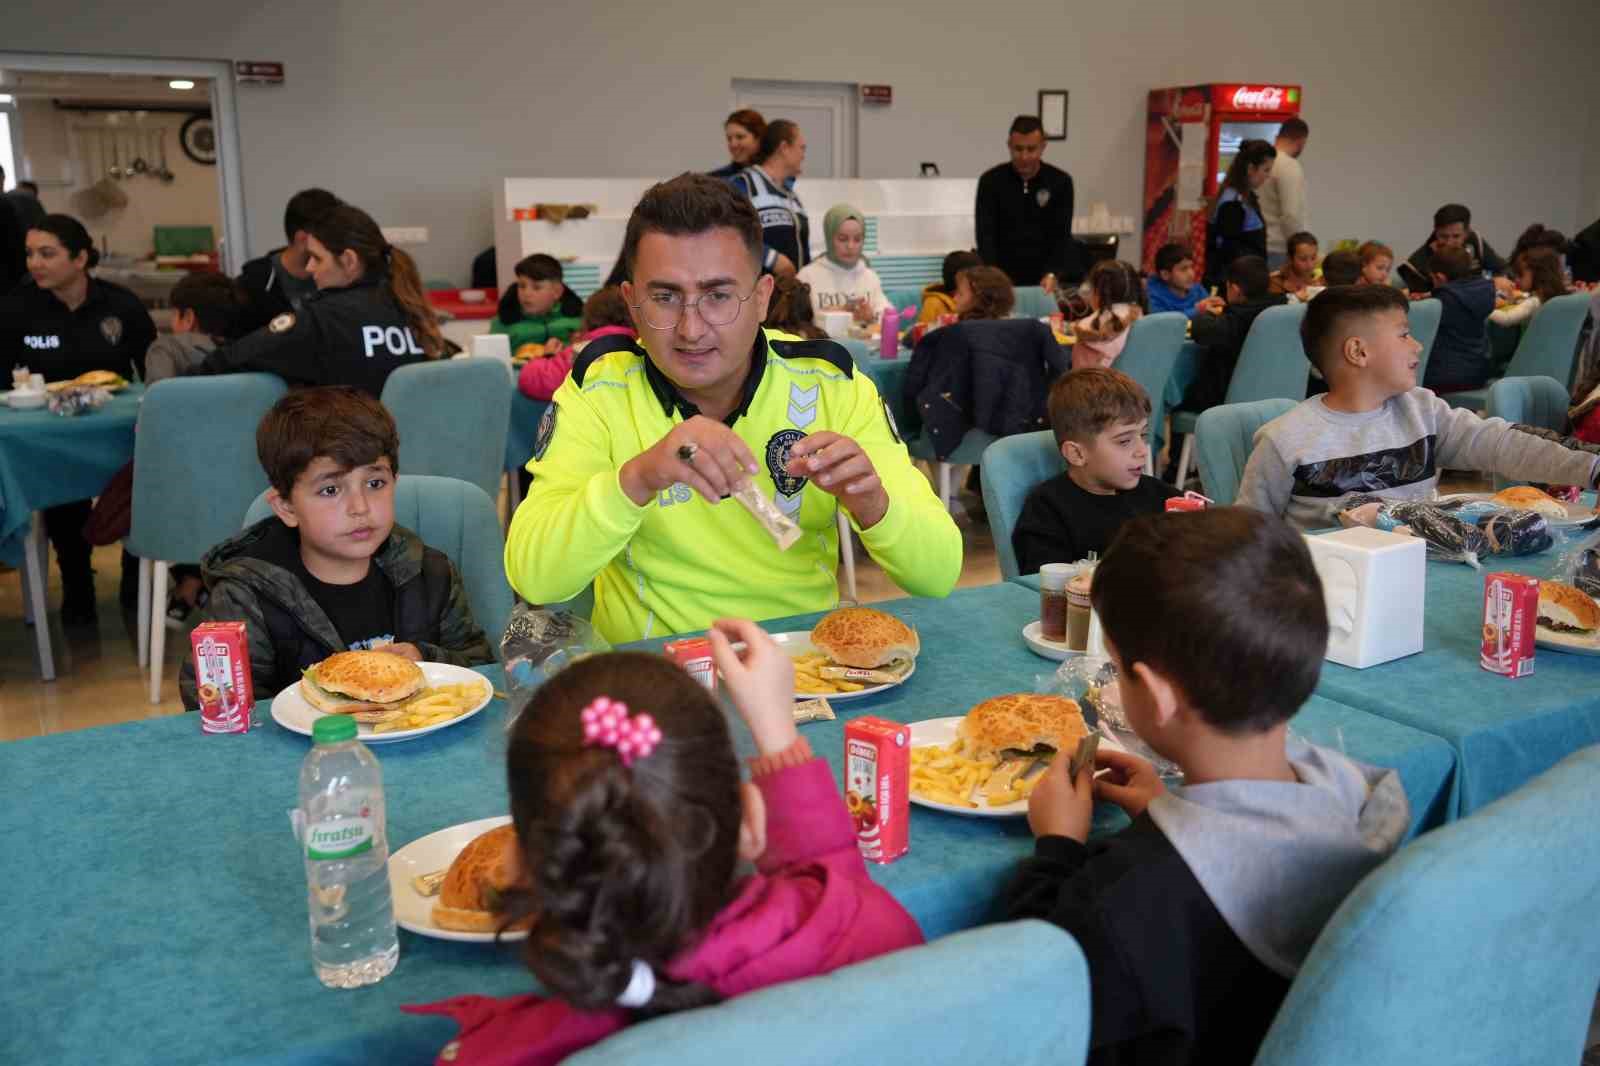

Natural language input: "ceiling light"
[0,94,13,105]
[169,79,195,91]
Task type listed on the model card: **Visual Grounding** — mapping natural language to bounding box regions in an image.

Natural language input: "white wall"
[17,101,222,261]
[6,0,1594,282]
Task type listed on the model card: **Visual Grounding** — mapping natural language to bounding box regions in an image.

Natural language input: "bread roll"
[1537,580,1600,633]
[1491,487,1569,520]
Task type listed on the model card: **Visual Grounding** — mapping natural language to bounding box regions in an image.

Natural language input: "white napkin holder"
[473,332,511,362]
[819,310,852,339]
[1304,528,1425,669]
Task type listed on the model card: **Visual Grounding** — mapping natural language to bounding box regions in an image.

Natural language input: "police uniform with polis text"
[193,273,427,396]
[504,329,963,644]
[0,276,156,382]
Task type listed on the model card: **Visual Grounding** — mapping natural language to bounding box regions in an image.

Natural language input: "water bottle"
[299,715,399,988]
[880,306,900,359]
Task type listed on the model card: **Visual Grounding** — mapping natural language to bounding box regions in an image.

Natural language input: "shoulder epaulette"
[769,337,854,378]
[572,333,646,386]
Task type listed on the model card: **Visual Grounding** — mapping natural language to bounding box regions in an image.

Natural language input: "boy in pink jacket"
[517,286,637,402]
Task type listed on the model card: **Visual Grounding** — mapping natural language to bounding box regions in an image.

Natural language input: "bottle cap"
[1039,562,1074,591]
[312,715,358,744]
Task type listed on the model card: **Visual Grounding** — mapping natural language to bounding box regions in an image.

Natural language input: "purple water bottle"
[880,307,900,360]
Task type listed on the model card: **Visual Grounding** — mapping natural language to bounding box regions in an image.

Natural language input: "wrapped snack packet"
[818,664,911,685]
[793,697,836,724]
[732,482,801,550]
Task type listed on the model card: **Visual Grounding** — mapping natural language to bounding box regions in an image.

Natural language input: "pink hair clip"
[580,697,663,767]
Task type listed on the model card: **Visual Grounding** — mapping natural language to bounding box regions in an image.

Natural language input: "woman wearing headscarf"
[794,203,888,325]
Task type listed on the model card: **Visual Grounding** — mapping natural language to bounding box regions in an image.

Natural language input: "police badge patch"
[765,429,807,497]
[268,312,296,334]
[99,316,123,346]
[1036,188,1051,208]
[532,403,559,461]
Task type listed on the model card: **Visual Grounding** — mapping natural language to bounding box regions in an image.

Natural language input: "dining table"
[0,384,144,679]
[0,580,1458,1065]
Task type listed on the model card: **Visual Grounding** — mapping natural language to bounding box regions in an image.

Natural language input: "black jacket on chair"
[903,318,1069,460]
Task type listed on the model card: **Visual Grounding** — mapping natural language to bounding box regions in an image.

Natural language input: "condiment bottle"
[1039,563,1073,643]
[1066,570,1095,651]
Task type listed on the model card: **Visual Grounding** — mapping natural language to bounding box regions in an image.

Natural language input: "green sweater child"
[490,253,583,354]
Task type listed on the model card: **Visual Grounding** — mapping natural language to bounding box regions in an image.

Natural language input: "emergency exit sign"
[861,85,892,105]
[235,61,284,85]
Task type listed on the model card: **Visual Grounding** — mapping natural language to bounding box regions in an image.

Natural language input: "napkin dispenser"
[1304,528,1425,669]
[473,333,511,362]
[819,310,852,339]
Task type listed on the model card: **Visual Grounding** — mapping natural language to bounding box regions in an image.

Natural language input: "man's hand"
[1195,296,1226,315]
[619,416,760,507]
[771,253,798,278]
[1027,750,1094,842]
[378,642,423,661]
[1091,747,1165,818]
[707,618,797,756]
[786,431,888,528]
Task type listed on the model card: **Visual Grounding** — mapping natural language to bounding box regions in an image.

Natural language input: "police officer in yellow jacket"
[505,174,961,643]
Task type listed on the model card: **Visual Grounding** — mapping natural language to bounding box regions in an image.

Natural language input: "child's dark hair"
[282,188,341,243]
[582,286,633,333]
[170,273,250,340]
[957,265,1015,320]
[764,275,828,339]
[1286,231,1318,259]
[306,204,445,358]
[1300,284,1409,374]
[1509,224,1568,271]
[1091,507,1327,733]
[1357,241,1393,267]
[1081,260,1145,337]
[30,214,100,269]
[505,254,584,320]
[621,173,763,281]
[1154,242,1193,275]
[1519,248,1569,305]
[1227,255,1271,301]
[1320,250,1362,287]
[938,250,983,293]
[1431,244,1475,282]
[256,386,400,496]
[1048,367,1151,447]
[499,652,742,1015]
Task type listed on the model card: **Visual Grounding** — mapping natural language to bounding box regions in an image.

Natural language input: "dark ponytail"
[1219,139,1277,216]
[305,204,445,358]
[499,652,743,1016]
[752,119,800,167]
[32,214,100,271]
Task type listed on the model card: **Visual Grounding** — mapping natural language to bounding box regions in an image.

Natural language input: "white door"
[732,79,857,179]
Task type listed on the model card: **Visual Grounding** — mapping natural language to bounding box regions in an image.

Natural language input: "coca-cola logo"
[1231,86,1286,110]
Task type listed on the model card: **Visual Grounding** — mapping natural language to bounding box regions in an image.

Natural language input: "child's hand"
[1196,296,1225,315]
[378,642,422,661]
[1091,748,1165,818]
[706,618,797,756]
[1027,750,1094,842]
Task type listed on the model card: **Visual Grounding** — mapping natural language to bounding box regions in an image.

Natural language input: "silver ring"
[677,442,699,465]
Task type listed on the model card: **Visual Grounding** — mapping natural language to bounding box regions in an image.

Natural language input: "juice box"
[190,621,255,733]
[1481,572,1537,677]
[844,716,909,864]
[663,637,716,692]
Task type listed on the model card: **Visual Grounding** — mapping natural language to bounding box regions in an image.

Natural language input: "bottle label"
[306,817,376,860]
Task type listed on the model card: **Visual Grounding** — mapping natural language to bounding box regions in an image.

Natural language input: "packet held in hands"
[732,483,801,550]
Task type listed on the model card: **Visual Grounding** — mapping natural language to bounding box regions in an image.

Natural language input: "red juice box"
[844,717,910,864]
[1165,491,1211,513]
[190,621,255,733]
[1481,572,1537,677]
[663,637,717,692]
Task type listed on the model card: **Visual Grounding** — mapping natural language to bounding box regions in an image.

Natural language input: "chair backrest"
[1503,291,1592,387]
[1114,311,1188,447]
[980,430,1065,580]
[1406,298,1443,385]
[567,920,1089,1066]
[1012,285,1058,319]
[1254,744,1600,1066]
[1224,302,1310,406]
[380,358,512,499]
[1194,398,1297,505]
[243,474,513,648]
[1484,375,1572,491]
[127,373,289,562]
[884,285,926,315]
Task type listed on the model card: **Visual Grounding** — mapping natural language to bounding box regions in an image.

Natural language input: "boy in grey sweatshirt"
[144,272,250,384]
[1237,284,1598,528]
[1006,508,1409,1066]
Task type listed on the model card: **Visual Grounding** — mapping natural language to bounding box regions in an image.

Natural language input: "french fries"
[370,679,491,734]
[910,736,1047,808]
[791,651,868,695]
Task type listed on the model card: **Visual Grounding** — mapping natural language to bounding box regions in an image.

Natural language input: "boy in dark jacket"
[1177,255,1286,414]
[178,387,493,708]
[1421,244,1496,394]
[1006,507,1409,1065]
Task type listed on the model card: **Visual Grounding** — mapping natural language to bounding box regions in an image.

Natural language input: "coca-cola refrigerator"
[1141,83,1303,276]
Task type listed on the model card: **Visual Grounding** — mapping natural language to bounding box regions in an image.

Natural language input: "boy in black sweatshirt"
[1005,507,1409,1066]
[1420,243,1496,394]
[1178,254,1287,414]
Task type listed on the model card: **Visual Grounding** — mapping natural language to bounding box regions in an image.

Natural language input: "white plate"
[2,390,46,409]
[772,631,915,702]
[906,716,1122,818]
[1535,625,1600,656]
[1435,492,1599,528]
[270,661,493,744]
[1021,620,1079,661]
[388,816,526,943]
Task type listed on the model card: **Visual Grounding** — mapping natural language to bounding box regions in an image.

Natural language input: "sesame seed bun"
[958,693,1088,760]
[809,607,919,669]
[432,824,532,933]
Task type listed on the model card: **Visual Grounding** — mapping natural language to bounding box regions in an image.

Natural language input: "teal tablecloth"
[0,581,1457,1064]
[505,391,549,474]
[0,384,143,566]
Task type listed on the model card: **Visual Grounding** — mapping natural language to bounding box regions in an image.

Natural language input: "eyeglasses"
[631,286,757,330]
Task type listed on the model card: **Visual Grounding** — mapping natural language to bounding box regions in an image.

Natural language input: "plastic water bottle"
[880,306,900,359]
[298,715,399,988]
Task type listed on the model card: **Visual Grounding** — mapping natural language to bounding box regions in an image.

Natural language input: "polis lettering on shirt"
[360,325,424,358]
[24,335,62,350]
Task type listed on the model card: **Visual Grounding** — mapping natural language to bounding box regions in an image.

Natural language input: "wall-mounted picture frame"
[1038,90,1068,141]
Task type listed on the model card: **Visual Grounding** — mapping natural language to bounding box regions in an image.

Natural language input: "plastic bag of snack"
[1336,495,1552,567]
[1552,526,1600,600]
[499,605,611,702]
